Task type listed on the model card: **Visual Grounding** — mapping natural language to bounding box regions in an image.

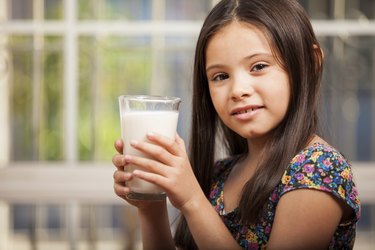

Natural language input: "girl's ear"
[313,44,324,69]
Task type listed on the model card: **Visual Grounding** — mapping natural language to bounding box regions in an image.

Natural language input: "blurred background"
[0,0,374,249]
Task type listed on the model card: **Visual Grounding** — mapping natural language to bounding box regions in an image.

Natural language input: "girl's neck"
[246,137,268,161]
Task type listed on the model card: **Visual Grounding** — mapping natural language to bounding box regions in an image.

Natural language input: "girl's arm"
[178,190,242,250]
[113,140,175,249]
[267,188,351,250]
[126,133,242,250]
[137,200,175,250]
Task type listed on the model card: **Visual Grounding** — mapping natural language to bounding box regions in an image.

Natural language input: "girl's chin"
[240,131,272,144]
[240,132,265,140]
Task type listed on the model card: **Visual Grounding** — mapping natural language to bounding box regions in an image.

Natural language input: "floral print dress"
[209,143,361,250]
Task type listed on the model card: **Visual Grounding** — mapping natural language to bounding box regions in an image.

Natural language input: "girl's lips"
[231,105,264,120]
[231,105,264,115]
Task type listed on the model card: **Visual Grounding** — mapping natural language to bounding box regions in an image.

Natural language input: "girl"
[113,0,361,249]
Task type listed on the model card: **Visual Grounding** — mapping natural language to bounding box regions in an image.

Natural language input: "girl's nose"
[231,75,254,101]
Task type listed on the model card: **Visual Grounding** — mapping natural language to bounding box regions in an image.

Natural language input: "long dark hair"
[174,0,323,248]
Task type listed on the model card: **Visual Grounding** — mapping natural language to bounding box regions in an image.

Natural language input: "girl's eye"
[251,63,268,72]
[212,73,229,81]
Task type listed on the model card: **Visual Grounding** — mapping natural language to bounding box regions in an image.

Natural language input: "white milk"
[121,111,179,194]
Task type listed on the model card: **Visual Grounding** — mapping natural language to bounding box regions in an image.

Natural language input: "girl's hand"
[123,133,205,212]
[112,139,166,210]
[120,136,240,250]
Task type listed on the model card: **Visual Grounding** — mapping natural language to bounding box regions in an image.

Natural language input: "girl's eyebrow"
[244,53,274,61]
[206,53,273,72]
[206,63,226,73]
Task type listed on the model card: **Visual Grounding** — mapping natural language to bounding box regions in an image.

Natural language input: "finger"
[132,169,169,190]
[112,154,126,170]
[114,139,123,154]
[113,170,133,183]
[130,140,175,166]
[124,154,169,176]
[146,132,182,156]
[175,133,186,150]
[114,182,131,198]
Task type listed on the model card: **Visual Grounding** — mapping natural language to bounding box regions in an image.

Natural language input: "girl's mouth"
[231,105,264,116]
[234,107,259,115]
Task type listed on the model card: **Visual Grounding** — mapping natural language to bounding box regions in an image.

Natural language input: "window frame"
[0,0,375,249]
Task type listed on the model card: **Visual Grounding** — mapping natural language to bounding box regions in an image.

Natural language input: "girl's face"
[206,21,290,141]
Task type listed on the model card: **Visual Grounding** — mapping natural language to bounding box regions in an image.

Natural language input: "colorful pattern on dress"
[209,143,361,250]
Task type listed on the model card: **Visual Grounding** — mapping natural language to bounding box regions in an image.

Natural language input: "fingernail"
[121,156,126,165]
[133,170,141,176]
[124,187,130,195]
[124,172,132,179]
[124,155,132,162]
[147,132,155,138]
[130,140,138,146]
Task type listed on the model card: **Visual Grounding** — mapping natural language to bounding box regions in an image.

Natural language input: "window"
[0,0,374,249]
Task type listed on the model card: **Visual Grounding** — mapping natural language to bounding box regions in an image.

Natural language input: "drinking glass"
[118,95,181,200]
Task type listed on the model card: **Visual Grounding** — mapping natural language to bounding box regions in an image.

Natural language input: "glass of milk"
[118,95,181,200]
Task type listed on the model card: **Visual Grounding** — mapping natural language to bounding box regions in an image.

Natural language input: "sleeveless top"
[209,143,361,249]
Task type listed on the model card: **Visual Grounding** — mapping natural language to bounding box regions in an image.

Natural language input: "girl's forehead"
[205,20,285,69]
[207,21,272,53]
[208,21,272,48]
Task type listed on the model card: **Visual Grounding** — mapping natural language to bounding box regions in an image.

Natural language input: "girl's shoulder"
[288,142,350,174]
[280,142,361,222]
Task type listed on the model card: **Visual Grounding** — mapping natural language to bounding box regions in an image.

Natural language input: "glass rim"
[119,95,181,103]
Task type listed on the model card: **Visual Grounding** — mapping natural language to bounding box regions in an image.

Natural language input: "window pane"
[319,35,375,161]
[165,0,212,20]
[78,36,152,160]
[78,0,151,20]
[8,202,138,249]
[45,0,63,20]
[299,0,375,20]
[163,36,196,141]
[9,35,64,161]
[9,0,33,20]
[40,36,64,161]
[9,36,34,160]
